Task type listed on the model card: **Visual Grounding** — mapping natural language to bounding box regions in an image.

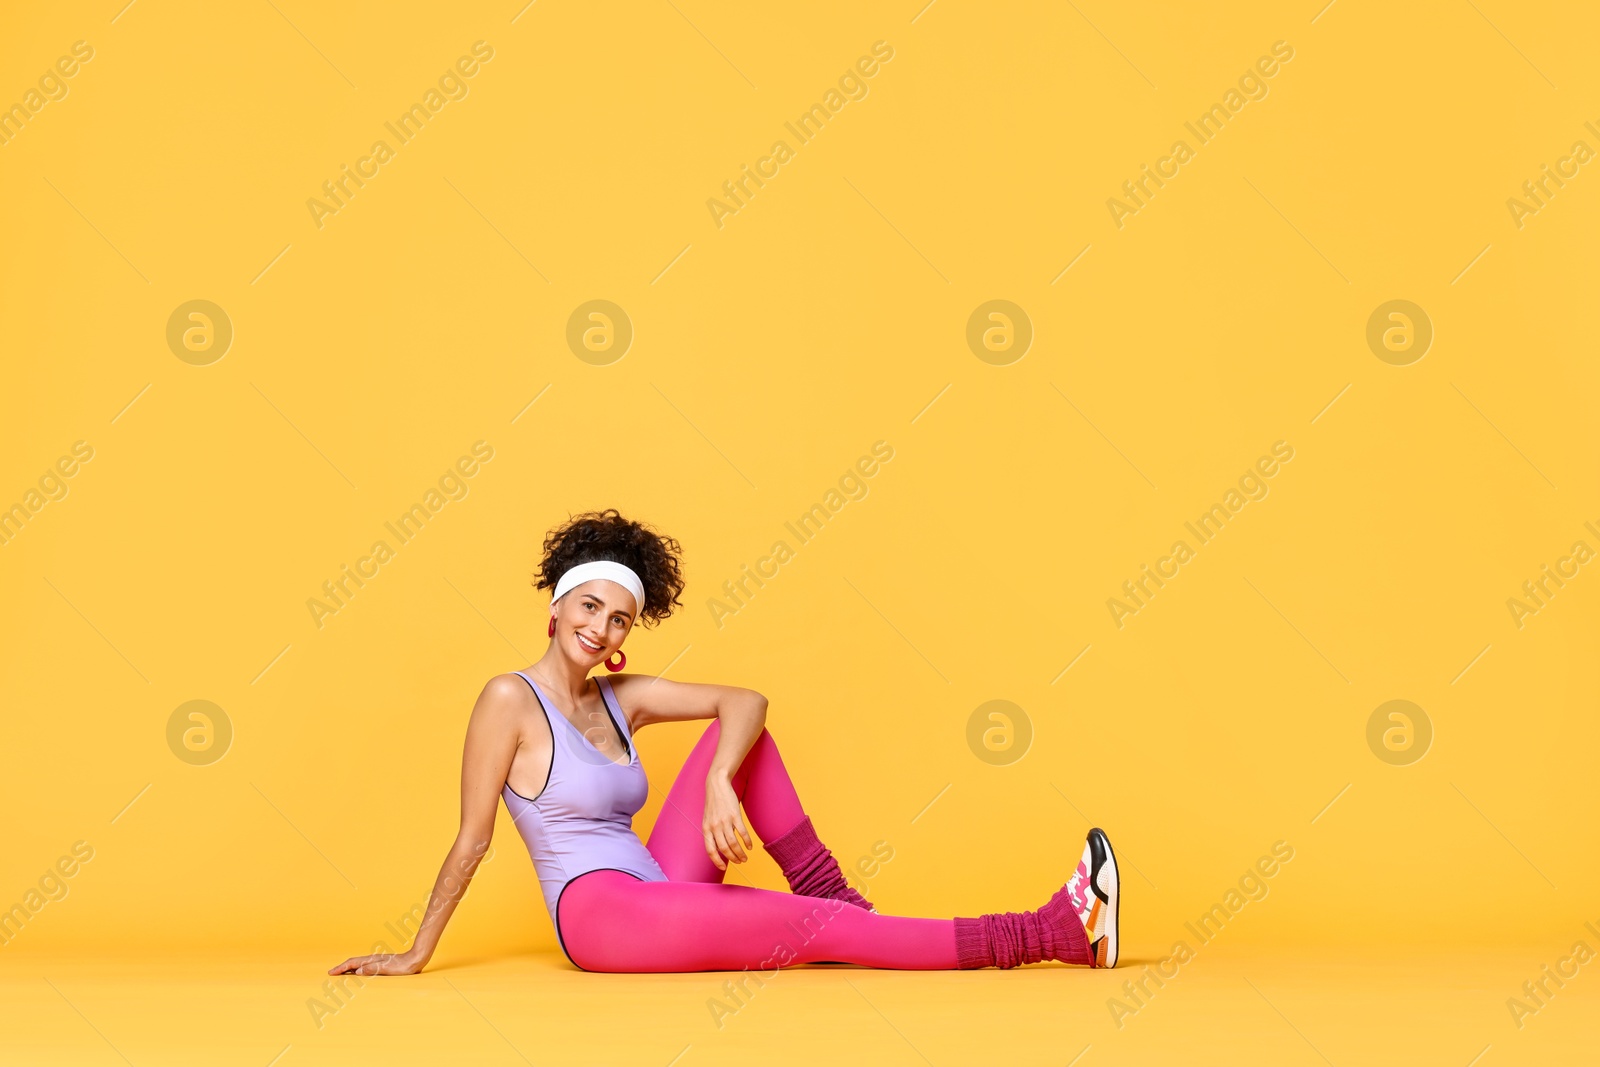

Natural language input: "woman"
[330,508,1121,975]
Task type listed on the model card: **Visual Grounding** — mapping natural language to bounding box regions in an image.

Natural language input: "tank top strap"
[514,671,559,734]
[596,676,634,744]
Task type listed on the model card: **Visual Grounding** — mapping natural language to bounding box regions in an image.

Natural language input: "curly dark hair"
[533,508,685,628]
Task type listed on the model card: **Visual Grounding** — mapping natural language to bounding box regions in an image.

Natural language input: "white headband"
[551,559,646,620]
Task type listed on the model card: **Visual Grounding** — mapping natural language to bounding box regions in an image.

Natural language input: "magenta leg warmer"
[762,815,875,911]
[954,884,1093,969]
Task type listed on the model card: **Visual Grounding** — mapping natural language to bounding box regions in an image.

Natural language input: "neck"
[528,646,593,707]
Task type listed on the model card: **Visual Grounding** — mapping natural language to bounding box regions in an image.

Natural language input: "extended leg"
[646,719,872,909]
[559,870,955,972]
[557,870,1093,973]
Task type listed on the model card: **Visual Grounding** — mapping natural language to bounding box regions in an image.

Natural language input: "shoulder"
[459,674,536,754]
[472,673,534,720]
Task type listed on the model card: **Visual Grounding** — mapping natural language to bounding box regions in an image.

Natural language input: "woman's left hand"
[703,773,752,871]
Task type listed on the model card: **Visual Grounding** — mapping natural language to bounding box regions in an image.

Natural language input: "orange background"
[2,1,1597,1063]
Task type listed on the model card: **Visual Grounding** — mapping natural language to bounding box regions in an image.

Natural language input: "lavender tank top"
[501,671,667,933]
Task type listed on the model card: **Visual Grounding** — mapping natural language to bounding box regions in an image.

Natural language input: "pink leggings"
[557,719,962,972]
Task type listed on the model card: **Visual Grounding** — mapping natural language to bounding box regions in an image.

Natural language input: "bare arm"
[609,673,768,870]
[329,675,523,976]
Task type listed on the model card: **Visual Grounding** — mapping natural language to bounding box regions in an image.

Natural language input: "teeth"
[577,635,602,651]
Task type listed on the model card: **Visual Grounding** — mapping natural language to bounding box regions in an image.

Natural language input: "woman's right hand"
[328,950,425,977]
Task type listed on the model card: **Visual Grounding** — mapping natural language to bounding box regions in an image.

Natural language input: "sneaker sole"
[1088,827,1119,968]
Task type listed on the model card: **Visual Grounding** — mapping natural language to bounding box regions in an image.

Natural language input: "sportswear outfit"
[500,671,1103,972]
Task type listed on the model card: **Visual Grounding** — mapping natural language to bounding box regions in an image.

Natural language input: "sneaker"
[1064,827,1120,967]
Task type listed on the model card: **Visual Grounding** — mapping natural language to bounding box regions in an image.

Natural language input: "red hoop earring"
[604,650,626,672]
[547,616,556,637]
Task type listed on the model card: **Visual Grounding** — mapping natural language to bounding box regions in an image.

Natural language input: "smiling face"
[550,578,641,662]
